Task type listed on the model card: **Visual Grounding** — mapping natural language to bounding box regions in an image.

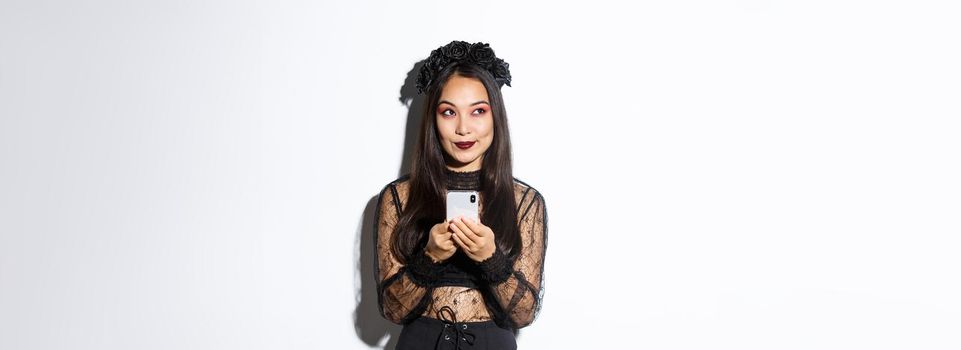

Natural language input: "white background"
[1,1,959,349]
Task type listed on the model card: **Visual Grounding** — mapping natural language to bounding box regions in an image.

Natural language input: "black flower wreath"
[416,40,512,94]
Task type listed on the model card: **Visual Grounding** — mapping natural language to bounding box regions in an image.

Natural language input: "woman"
[374,41,548,350]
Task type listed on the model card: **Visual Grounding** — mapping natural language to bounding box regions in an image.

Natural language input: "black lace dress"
[374,167,548,336]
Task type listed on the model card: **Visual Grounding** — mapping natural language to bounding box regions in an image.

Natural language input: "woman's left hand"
[449,216,496,262]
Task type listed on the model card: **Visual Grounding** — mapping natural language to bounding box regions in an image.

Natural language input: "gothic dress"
[374,168,548,349]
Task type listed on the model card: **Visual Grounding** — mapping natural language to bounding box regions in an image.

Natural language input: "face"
[435,74,494,172]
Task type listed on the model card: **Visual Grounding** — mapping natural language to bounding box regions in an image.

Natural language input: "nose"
[455,116,469,136]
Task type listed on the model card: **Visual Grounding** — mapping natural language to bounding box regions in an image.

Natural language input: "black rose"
[426,51,449,72]
[415,40,512,94]
[442,40,470,60]
[491,58,512,87]
[416,67,433,93]
[468,42,495,64]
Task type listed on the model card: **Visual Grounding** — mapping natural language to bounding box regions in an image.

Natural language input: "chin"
[455,156,478,165]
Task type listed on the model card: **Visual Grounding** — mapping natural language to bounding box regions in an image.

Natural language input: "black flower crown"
[415,40,512,94]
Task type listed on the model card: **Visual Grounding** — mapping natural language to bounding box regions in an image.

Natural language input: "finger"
[450,230,470,251]
[476,221,494,238]
[450,222,478,249]
[465,220,489,241]
[455,217,485,243]
[439,230,455,249]
[450,225,477,253]
[451,218,479,246]
[462,217,483,234]
[438,230,453,243]
[433,224,447,237]
[452,216,477,236]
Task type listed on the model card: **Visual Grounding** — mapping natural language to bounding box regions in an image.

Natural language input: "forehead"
[439,75,489,106]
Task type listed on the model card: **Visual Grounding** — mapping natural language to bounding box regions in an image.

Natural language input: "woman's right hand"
[425,221,457,263]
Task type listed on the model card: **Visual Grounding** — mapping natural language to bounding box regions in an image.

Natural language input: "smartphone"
[446,190,479,223]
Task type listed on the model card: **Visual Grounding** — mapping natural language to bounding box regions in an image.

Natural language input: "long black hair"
[391,61,521,264]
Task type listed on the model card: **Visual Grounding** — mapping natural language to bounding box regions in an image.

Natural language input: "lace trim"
[445,167,482,190]
[406,246,449,286]
[476,247,512,284]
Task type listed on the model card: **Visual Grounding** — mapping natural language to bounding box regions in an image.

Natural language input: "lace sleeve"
[476,189,548,329]
[374,183,447,324]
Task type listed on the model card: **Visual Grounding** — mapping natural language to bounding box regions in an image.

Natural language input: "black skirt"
[395,307,517,350]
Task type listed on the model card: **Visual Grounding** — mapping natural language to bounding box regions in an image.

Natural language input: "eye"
[440,109,455,117]
[472,108,487,115]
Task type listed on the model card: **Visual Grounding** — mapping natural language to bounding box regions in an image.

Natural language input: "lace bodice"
[373,168,548,330]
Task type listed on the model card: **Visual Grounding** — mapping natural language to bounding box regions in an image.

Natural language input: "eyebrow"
[438,100,490,107]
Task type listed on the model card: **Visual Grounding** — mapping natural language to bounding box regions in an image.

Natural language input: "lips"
[454,141,475,149]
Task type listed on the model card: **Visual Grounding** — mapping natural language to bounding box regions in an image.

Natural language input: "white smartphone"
[446,190,479,223]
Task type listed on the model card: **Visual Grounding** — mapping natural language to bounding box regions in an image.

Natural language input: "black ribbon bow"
[435,306,477,349]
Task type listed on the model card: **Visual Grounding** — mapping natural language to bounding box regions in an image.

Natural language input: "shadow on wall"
[353,60,427,349]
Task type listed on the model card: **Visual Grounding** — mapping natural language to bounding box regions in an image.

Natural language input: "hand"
[449,216,496,262]
[426,221,456,263]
